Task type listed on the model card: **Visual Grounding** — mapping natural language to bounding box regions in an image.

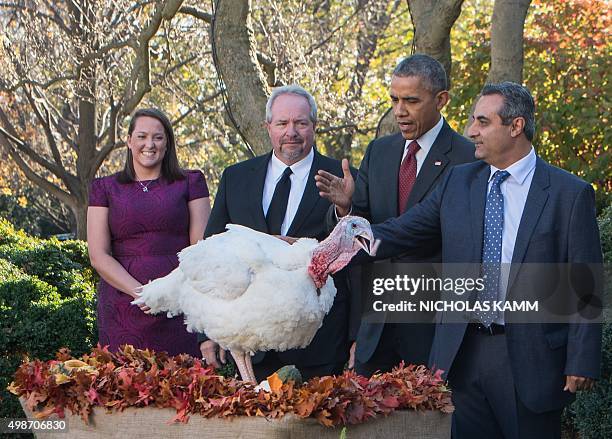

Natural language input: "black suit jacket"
[202,149,357,367]
[372,157,603,413]
[326,120,475,363]
[350,120,475,229]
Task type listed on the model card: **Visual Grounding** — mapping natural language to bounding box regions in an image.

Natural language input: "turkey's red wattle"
[308,252,329,288]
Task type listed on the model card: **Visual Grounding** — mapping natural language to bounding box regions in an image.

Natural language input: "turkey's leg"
[231,350,256,383]
[243,352,256,383]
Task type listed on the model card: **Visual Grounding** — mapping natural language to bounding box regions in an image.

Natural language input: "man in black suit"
[199,85,355,382]
[316,54,474,376]
[366,82,602,438]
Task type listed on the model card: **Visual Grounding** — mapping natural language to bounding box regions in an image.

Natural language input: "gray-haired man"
[198,85,357,381]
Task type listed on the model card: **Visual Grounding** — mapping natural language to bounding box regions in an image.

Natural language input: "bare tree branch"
[0,132,73,207]
[0,2,71,33]
[151,54,201,87]
[429,0,466,35]
[23,87,67,177]
[0,106,68,180]
[93,140,124,174]
[42,0,71,33]
[29,193,73,231]
[81,39,133,65]
[171,90,223,125]
[45,101,78,150]
[179,5,212,23]
[278,5,363,69]
[121,0,185,116]
[0,75,78,92]
[93,97,125,174]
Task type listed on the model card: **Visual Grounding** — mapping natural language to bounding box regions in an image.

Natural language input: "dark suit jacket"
[371,157,603,413]
[327,120,475,363]
[201,149,357,367]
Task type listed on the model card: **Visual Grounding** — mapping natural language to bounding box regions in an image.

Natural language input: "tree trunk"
[376,0,464,138]
[487,0,532,83]
[213,0,270,156]
[462,0,532,134]
[72,198,89,240]
[409,0,464,81]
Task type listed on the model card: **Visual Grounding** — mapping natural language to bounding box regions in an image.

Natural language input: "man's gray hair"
[392,54,448,94]
[481,82,536,141]
[265,85,318,123]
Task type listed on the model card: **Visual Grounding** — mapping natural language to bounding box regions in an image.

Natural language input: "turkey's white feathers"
[136,224,336,353]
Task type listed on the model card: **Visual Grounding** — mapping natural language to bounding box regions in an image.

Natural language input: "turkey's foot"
[231,350,256,384]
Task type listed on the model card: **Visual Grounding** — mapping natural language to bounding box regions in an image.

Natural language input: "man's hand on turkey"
[200,340,226,368]
[348,341,356,369]
[315,158,354,217]
[274,235,298,245]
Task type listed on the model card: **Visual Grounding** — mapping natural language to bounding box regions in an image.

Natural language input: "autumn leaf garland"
[10,345,453,427]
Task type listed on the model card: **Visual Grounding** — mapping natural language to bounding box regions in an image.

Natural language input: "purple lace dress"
[88,171,208,357]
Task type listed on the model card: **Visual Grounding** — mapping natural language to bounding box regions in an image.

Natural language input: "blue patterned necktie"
[475,170,510,327]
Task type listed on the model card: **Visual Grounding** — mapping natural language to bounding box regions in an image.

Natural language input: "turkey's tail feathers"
[133,267,184,318]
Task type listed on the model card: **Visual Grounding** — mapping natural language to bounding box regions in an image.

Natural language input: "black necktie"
[266,167,292,235]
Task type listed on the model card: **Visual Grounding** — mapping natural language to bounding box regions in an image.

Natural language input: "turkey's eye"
[351,223,357,229]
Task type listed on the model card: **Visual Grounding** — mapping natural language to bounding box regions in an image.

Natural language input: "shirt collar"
[404,116,444,155]
[489,146,536,185]
[270,147,314,182]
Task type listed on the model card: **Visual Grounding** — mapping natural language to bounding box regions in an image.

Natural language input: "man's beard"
[279,143,305,162]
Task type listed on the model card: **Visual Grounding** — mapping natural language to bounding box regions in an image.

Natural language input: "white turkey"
[133,216,378,383]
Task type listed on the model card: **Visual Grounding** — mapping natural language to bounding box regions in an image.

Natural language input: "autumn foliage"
[10,345,452,427]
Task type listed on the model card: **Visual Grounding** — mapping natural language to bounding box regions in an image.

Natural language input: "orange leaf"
[267,373,283,394]
[33,405,56,419]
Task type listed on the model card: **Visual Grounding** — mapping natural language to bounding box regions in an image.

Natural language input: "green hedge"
[571,323,612,438]
[0,219,96,299]
[569,204,612,438]
[0,219,97,420]
[598,204,612,264]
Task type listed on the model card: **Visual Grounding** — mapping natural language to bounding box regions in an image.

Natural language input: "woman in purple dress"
[87,108,211,357]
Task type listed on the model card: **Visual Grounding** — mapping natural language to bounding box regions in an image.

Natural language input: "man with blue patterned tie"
[364,82,602,438]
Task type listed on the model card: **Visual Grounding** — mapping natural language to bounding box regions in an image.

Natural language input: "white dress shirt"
[488,147,536,324]
[262,148,314,236]
[402,116,445,175]
[335,117,446,221]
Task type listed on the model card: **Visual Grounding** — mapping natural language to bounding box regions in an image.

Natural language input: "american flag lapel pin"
[434,160,442,166]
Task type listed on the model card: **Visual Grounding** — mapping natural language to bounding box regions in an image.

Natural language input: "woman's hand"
[131,286,151,314]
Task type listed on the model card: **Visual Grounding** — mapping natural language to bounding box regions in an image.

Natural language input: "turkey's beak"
[356,231,380,257]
